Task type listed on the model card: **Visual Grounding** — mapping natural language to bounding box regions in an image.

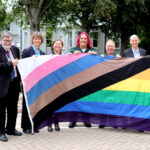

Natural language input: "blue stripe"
[56,101,150,119]
[27,55,115,106]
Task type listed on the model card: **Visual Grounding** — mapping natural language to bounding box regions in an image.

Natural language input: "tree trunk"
[27,7,41,35]
[29,19,40,35]
[80,27,90,34]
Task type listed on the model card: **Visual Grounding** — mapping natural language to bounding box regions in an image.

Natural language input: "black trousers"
[0,78,20,133]
[21,94,31,130]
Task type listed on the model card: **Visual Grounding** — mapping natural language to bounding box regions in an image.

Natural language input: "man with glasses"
[0,30,22,142]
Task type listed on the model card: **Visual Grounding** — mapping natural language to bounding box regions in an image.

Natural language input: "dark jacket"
[122,48,146,57]
[0,44,20,98]
[22,46,45,58]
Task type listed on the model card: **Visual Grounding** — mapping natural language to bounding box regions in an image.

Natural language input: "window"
[90,32,98,48]
[115,39,121,54]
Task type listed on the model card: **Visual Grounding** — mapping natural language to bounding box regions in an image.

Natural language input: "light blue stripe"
[56,101,150,119]
[27,55,115,106]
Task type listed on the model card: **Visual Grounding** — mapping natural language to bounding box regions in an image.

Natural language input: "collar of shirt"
[81,48,86,53]
[78,47,90,53]
[32,45,41,56]
[132,48,140,58]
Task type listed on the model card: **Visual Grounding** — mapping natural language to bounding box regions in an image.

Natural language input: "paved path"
[0,94,150,150]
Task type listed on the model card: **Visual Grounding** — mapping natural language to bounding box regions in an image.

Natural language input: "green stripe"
[78,90,150,106]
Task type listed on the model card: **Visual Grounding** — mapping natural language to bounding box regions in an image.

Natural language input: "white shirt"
[81,49,86,53]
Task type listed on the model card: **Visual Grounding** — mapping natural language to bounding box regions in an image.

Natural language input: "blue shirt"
[132,48,140,58]
[32,45,41,56]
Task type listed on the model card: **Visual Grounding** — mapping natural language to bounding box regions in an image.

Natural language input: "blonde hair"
[30,31,44,45]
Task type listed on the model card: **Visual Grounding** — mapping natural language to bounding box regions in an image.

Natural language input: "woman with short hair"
[21,31,45,134]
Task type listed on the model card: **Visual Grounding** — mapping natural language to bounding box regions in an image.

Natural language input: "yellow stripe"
[104,69,150,93]
[131,69,150,80]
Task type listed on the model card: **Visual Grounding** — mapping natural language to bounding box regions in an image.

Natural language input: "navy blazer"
[22,46,45,58]
[0,44,20,98]
[122,48,146,57]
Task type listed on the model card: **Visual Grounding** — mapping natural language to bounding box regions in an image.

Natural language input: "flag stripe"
[18,55,57,78]
[131,68,150,80]
[104,69,150,93]
[29,58,141,117]
[37,112,150,132]
[78,90,150,106]
[56,101,150,119]
[26,55,116,106]
[24,53,89,92]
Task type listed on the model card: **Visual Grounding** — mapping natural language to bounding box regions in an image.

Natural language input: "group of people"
[0,30,147,142]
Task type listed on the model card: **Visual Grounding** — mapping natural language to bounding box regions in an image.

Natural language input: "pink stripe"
[24,54,89,93]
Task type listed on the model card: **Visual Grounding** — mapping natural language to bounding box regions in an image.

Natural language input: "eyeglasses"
[2,40,13,42]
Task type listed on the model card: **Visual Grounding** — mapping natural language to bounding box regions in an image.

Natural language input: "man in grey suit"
[122,35,146,57]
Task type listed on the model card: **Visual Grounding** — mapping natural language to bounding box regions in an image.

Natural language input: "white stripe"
[18,55,57,79]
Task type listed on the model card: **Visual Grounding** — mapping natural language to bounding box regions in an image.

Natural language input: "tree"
[10,0,150,54]
[11,0,66,34]
[137,0,150,54]
[64,0,116,34]
[100,0,148,53]
[0,0,8,32]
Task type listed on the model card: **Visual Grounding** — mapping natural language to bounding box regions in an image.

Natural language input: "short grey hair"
[130,35,139,41]
[1,30,13,40]
[106,39,115,47]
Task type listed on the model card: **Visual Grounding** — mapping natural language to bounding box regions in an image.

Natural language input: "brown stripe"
[30,57,140,118]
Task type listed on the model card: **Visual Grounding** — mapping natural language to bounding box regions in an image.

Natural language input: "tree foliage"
[11,0,67,34]
[100,0,149,53]
[5,0,150,53]
[64,0,116,33]
[64,0,150,53]
[137,0,150,54]
[0,0,8,32]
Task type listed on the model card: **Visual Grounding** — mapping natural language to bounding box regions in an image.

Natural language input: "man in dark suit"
[0,31,22,142]
[122,34,146,133]
[122,35,146,57]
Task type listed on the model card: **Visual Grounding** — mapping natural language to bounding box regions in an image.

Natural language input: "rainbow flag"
[18,54,150,132]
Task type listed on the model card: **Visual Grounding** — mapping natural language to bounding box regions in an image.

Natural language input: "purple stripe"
[37,112,150,132]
